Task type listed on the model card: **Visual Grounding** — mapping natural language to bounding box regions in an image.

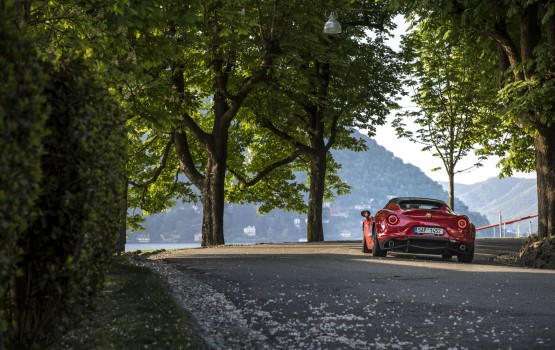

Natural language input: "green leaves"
[0,20,49,346]
[394,0,555,178]
[0,36,128,346]
[395,17,500,207]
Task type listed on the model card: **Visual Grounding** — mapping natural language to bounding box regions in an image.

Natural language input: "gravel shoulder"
[133,254,269,350]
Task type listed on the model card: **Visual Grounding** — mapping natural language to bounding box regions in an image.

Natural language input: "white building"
[243,225,256,236]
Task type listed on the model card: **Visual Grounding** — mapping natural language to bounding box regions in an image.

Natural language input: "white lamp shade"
[323,12,342,34]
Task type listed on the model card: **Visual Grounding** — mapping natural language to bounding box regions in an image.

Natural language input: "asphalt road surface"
[147,238,555,349]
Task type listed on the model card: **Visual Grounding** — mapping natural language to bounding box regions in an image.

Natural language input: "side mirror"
[361,210,371,218]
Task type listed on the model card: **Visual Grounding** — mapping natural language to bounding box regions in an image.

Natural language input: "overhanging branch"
[261,119,313,154]
[129,138,173,188]
[485,22,524,81]
[172,131,205,188]
[324,114,341,152]
[229,150,303,188]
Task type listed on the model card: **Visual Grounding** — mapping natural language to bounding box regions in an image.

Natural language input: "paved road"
[149,238,555,349]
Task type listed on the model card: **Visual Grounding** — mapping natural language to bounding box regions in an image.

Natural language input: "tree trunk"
[534,123,555,238]
[200,157,226,247]
[307,147,327,242]
[116,180,128,255]
[173,130,227,247]
[448,170,455,210]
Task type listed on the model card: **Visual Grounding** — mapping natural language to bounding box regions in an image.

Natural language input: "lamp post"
[322,0,388,34]
[323,12,342,34]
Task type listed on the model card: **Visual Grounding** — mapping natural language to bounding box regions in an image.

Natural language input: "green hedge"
[1,22,127,349]
[0,20,49,346]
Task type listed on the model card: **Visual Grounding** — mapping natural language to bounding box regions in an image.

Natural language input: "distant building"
[340,230,352,238]
[161,233,181,243]
[330,207,349,218]
[136,233,150,243]
[243,225,256,236]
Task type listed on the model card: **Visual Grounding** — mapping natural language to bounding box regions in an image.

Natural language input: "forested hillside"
[329,135,490,237]
[131,133,490,243]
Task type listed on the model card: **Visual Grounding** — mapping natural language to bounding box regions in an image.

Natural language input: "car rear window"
[399,200,447,210]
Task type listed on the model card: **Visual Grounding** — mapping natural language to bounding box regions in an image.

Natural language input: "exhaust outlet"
[460,245,466,251]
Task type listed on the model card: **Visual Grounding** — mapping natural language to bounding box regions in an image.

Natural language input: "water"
[124,241,289,252]
[125,242,201,252]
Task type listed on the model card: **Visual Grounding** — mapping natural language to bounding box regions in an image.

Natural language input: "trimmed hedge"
[1,22,127,349]
[0,20,49,347]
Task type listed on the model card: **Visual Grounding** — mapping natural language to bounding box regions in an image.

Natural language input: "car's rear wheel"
[372,227,387,257]
[362,226,371,253]
[457,248,474,263]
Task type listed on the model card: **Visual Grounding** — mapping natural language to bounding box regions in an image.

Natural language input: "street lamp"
[323,12,342,34]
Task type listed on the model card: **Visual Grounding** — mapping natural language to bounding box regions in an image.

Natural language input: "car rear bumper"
[379,236,472,255]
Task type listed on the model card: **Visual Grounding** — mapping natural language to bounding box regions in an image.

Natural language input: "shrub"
[6,54,127,349]
[0,19,49,348]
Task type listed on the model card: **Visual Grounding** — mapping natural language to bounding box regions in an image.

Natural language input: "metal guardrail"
[476,214,539,231]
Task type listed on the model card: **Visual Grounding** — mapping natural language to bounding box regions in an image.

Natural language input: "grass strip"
[53,255,201,350]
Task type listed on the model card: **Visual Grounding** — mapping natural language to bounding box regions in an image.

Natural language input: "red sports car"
[361,197,475,263]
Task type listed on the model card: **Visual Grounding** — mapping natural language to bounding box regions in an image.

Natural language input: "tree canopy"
[246,4,404,241]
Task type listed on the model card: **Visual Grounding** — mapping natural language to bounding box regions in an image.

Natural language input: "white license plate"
[414,227,444,235]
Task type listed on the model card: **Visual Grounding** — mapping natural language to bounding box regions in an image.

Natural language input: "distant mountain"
[130,132,491,243]
[440,177,538,236]
[331,135,490,236]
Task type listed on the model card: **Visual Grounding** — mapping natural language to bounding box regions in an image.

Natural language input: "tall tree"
[240,1,404,241]
[96,0,315,247]
[394,20,498,209]
[394,0,555,239]
[169,1,285,246]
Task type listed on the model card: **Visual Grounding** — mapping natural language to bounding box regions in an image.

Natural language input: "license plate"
[414,227,443,235]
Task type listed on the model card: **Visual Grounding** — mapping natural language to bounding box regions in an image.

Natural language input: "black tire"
[362,232,371,253]
[457,248,474,263]
[372,227,387,257]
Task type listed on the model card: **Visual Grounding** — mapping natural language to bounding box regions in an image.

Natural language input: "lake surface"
[125,242,201,252]
[124,241,266,251]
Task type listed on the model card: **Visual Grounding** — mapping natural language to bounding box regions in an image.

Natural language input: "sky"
[370,16,537,185]
[371,120,537,185]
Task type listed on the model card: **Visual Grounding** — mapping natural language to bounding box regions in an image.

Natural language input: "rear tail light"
[458,219,468,229]
[387,214,399,225]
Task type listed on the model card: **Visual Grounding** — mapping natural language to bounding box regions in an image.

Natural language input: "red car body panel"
[361,197,476,262]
